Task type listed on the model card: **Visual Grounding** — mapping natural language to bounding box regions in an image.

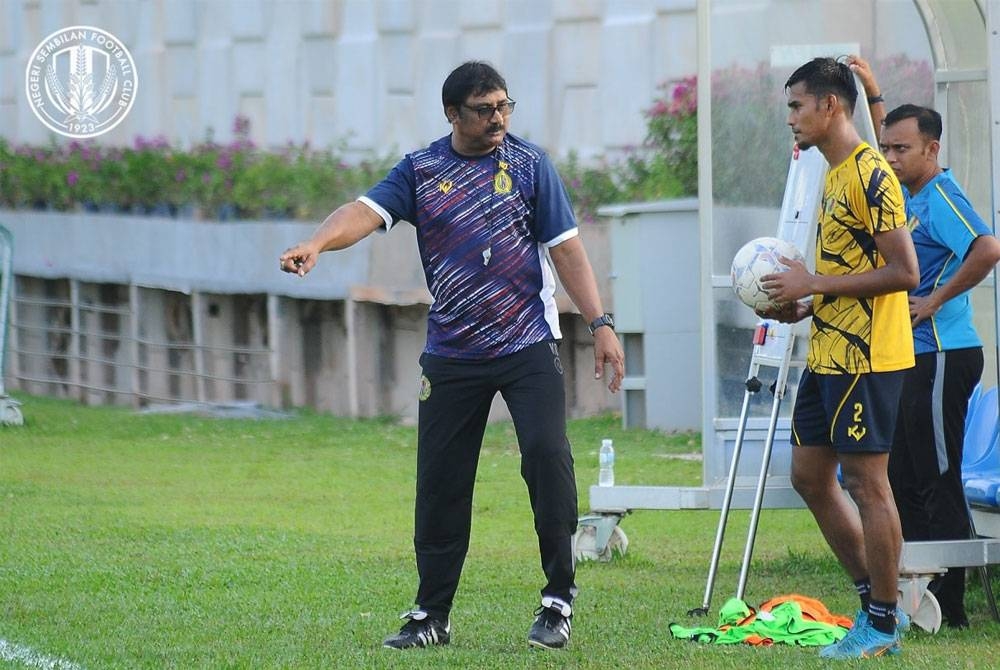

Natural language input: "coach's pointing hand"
[279,242,319,277]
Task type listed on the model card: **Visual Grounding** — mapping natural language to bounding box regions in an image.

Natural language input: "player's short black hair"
[883,104,943,141]
[442,61,508,111]
[785,57,858,114]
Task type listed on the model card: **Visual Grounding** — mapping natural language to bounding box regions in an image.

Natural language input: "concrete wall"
[0,0,698,161]
[0,209,618,420]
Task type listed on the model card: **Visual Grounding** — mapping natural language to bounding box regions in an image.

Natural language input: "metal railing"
[0,225,25,424]
[4,279,276,408]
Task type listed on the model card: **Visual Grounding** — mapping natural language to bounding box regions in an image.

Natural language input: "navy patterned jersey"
[360,133,578,359]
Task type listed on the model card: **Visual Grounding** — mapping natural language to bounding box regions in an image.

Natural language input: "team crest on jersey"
[419,375,432,401]
[494,160,513,194]
[439,180,453,194]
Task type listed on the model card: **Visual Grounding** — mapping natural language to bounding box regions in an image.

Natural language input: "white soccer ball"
[730,237,805,312]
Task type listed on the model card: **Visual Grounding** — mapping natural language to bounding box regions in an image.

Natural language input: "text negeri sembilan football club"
[26,28,135,110]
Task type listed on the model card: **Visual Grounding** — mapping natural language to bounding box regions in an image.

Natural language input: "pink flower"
[233,114,251,137]
[67,171,79,187]
[646,100,669,118]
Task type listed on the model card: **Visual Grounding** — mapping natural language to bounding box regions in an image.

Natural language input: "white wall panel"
[163,0,197,45]
[378,0,415,32]
[655,9,697,83]
[264,3,304,146]
[299,0,339,38]
[230,0,266,39]
[2,0,699,158]
[334,35,379,152]
[600,14,655,149]
[504,25,550,145]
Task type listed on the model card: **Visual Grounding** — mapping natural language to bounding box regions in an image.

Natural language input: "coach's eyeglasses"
[462,100,517,120]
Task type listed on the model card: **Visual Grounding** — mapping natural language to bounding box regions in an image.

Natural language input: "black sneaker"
[382,610,450,649]
[528,596,572,649]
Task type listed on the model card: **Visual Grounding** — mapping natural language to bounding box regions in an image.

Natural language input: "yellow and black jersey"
[808,143,914,374]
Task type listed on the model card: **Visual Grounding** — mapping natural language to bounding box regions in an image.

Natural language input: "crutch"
[688,321,798,616]
[687,357,764,616]
[736,323,797,599]
[689,142,825,615]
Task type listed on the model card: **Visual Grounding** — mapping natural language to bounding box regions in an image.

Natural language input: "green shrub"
[2,54,933,223]
[558,52,934,218]
[0,116,394,221]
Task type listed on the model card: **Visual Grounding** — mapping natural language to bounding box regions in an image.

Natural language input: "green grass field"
[1,394,998,669]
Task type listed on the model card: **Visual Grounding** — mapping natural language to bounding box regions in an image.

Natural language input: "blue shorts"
[791,368,906,453]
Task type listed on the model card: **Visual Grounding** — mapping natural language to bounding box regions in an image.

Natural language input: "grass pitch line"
[0,639,82,670]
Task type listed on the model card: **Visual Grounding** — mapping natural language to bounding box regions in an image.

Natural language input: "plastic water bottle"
[598,438,615,487]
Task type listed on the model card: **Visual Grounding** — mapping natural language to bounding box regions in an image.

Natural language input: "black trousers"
[413,340,578,619]
[889,347,983,621]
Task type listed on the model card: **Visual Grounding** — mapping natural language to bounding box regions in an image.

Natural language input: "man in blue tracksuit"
[878,103,1000,628]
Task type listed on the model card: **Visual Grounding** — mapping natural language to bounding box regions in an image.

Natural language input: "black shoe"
[929,578,968,630]
[945,615,970,629]
[528,596,572,649]
[382,610,450,649]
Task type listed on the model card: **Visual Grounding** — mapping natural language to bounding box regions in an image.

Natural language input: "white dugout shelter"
[582,0,1000,625]
[592,0,1000,532]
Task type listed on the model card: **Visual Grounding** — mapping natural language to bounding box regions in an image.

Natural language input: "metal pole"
[988,0,1000,392]
[0,226,12,395]
[0,224,24,425]
[736,385,785,599]
[971,0,1000,625]
[967,502,1000,622]
[129,283,141,407]
[69,278,81,399]
[345,297,359,417]
[690,375,760,615]
[267,293,281,407]
[191,291,207,402]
